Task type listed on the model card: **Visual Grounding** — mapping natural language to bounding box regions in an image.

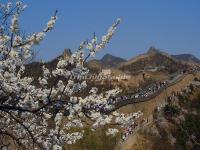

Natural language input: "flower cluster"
[106,128,119,136]
[64,119,83,130]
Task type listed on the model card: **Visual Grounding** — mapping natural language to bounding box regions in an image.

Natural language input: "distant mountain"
[100,53,127,68]
[86,53,126,70]
[172,54,200,65]
[26,48,197,77]
[119,47,187,74]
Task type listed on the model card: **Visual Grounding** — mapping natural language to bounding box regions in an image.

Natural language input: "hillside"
[85,59,102,73]
[118,73,200,150]
[172,54,200,65]
[119,47,187,74]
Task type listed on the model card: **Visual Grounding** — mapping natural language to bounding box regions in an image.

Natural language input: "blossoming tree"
[0,1,142,149]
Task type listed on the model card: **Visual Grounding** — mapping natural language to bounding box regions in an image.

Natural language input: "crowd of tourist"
[121,122,137,142]
[82,102,108,112]
[106,66,200,110]
[186,66,200,74]
[107,80,168,106]
[81,81,169,113]
[121,117,152,142]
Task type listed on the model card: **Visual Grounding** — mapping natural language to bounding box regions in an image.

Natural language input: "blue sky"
[8,0,200,60]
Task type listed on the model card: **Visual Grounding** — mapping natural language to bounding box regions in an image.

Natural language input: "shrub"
[176,114,200,150]
[164,104,180,116]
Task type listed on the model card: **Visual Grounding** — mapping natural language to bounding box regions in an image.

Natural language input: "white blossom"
[10,14,19,33]
[106,128,119,136]
[46,16,57,31]
[0,2,143,149]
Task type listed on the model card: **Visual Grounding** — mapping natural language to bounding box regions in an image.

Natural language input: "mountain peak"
[63,48,72,58]
[147,46,160,54]
[101,53,115,60]
[100,53,126,68]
